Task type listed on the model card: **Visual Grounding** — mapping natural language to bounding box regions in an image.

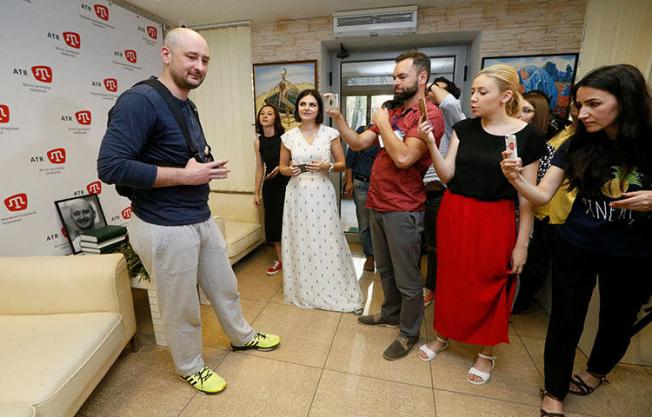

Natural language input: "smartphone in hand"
[322,93,339,112]
[418,98,428,123]
[296,164,308,173]
[504,134,518,160]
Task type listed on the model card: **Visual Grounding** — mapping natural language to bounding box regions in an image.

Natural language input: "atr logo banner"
[103,78,118,92]
[4,193,28,212]
[75,110,92,125]
[0,104,9,123]
[87,180,102,195]
[124,49,137,63]
[31,66,53,83]
[147,26,158,40]
[94,4,109,21]
[121,207,132,219]
[47,148,66,164]
[63,32,81,49]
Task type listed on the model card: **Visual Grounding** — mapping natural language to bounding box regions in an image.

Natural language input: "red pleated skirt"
[434,190,517,345]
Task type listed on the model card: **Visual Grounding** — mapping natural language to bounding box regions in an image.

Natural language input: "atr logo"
[94,4,109,21]
[103,78,118,92]
[147,26,158,39]
[75,110,92,125]
[4,193,28,212]
[31,65,53,83]
[63,32,81,49]
[124,49,137,63]
[121,207,133,220]
[87,180,102,195]
[0,104,9,123]
[47,148,66,164]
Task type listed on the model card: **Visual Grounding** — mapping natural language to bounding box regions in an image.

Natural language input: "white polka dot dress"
[281,125,364,312]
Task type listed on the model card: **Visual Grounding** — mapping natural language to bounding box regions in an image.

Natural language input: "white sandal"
[467,353,495,385]
[417,337,449,362]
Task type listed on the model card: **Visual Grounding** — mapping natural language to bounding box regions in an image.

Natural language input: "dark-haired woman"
[279,89,363,312]
[254,104,289,275]
[501,64,652,417]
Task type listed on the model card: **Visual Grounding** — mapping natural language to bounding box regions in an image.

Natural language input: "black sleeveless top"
[258,133,289,191]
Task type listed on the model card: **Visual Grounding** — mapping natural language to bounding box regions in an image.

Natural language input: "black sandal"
[569,372,609,396]
[540,390,565,417]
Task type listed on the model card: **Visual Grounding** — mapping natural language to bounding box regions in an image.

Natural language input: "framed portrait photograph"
[55,194,107,254]
[481,53,579,119]
[253,60,317,130]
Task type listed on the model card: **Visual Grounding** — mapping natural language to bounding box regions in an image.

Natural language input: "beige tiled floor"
[77,244,652,417]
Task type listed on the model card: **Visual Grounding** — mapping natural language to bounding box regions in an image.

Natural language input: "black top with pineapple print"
[551,140,652,257]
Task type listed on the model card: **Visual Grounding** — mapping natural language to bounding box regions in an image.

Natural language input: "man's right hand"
[344,180,353,197]
[325,108,343,121]
[184,158,230,185]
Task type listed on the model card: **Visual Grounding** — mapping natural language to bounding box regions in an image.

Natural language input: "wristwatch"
[327,162,334,173]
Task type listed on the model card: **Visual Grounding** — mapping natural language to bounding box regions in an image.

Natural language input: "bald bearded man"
[98,28,280,394]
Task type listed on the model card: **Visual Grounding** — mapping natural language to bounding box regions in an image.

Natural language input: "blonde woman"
[417,64,546,384]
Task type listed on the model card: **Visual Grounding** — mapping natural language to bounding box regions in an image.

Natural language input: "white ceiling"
[121,0,453,27]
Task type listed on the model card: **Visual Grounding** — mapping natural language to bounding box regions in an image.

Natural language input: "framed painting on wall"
[253,60,318,130]
[481,53,579,119]
[55,194,107,254]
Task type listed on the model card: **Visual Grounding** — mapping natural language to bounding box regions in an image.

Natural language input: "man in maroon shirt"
[329,51,444,360]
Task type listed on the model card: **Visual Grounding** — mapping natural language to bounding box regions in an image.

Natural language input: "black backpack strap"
[186,98,212,157]
[134,77,201,158]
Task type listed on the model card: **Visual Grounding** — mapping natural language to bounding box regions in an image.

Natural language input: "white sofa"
[208,192,264,264]
[0,254,137,417]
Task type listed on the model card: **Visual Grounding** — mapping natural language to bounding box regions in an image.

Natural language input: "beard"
[393,81,418,102]
[171,70,204,90]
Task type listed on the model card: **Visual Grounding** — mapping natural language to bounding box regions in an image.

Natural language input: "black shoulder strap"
[134,77,200,156]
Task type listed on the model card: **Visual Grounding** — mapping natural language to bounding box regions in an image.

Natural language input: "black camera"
[194,144,214,163]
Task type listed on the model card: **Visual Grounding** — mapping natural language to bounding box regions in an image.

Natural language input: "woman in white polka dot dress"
[278,89,364,313]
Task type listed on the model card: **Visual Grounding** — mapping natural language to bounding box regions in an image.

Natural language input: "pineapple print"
[601,166,643,198]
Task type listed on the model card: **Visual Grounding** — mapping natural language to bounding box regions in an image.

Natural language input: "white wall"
[577,0,652,80]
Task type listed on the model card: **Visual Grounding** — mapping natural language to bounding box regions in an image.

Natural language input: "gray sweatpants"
[369,209,425,339]
[128,214,256,376]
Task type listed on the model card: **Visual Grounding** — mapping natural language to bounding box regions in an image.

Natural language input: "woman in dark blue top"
[501,64,652,417]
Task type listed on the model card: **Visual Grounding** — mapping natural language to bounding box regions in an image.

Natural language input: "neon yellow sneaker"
[232,332,280,351]
[181,366,226,394]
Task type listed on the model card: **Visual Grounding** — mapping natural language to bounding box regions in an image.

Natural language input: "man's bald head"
[164,27,207,53]
[68,199,96,231]
[160,27,210,94]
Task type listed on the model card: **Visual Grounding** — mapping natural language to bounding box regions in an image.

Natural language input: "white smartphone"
[322,93,339,112]
[504,134,518,159]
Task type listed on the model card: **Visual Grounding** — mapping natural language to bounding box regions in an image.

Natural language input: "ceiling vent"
[333,6,418,38]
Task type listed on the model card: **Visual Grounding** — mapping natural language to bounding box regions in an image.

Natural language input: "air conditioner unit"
[333,6,418,38]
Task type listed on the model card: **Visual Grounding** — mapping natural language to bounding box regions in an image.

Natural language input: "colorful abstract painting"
[482,53,579,119]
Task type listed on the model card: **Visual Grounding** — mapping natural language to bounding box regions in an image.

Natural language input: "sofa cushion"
[224,221,262,258]
[0,312,123,416]
[0,405,35,417]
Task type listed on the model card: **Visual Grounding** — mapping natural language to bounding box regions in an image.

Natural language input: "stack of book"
[79,225,127,254]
